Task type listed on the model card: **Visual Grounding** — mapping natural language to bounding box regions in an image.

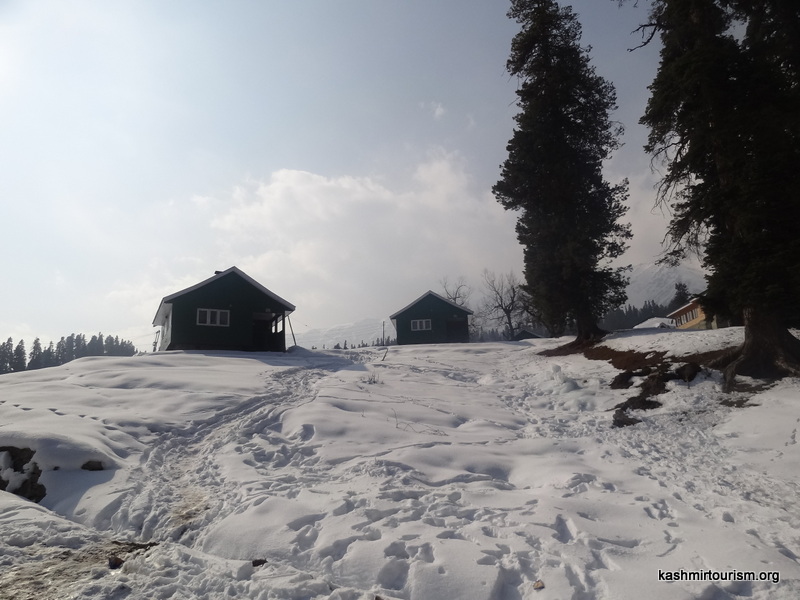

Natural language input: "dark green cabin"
[390,291,472,345]
[152,267,295,352]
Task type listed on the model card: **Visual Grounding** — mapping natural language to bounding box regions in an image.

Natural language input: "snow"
[633,317,674,329]
[1,329,799,599]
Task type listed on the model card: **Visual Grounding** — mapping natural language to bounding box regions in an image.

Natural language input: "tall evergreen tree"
[104,335,118,356]
[64,334,76,363]
[493,0,631,343]
[639,0,800,387]
[55,337,67,365]
[87,334,103,356]
[668,282,691,313]
[0,338,11,374]
[11,340,27,372]
[74,333,87,359]
[27,338,44,370]
[42,341,57,368]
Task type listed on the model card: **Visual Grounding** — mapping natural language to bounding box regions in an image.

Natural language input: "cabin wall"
[166,272,289,351]
[394,295,470,345]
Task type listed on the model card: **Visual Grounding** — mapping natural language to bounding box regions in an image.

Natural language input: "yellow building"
[667,298,710,330]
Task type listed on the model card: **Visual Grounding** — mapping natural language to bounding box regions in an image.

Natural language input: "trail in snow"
[0,332,799,599]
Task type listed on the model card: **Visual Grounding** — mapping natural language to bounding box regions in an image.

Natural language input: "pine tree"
[493,0,631,344]
[11,340,27,372]
[74,334,87,359]
[64,334,76,363]
[668,282,691,313]
[118,338,136,356]
[27,338,44,370]
[55,337,67,365]
[87,334,103,356]
[42,341,57,368]
[104,335,114,356]
[0,337,11,374]
[639,0,800,387]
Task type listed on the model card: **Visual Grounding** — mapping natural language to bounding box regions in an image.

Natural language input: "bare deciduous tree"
[439,276,472,308]
[480,270,525,340]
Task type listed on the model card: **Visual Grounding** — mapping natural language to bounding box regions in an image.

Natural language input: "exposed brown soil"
[543,340,737,427]
[0,539,159,600]
[539,338,599,357]
[582,344,730,372]
[0,447,46,502]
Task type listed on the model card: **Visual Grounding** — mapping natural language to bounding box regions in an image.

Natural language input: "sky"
[0,0,664,350]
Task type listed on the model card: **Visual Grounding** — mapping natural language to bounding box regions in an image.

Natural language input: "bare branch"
[439,276,472,308]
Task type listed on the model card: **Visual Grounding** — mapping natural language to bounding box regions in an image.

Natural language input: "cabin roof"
[389,290,473,321]
[153,266,295,326]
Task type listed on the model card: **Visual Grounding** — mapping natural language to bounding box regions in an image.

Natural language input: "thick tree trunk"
[711,308,800,391]
[539,310,607,356]
[574,310,607,344]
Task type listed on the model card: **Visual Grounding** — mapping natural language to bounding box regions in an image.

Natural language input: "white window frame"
[197,308,230,327]
[410,319,432,331]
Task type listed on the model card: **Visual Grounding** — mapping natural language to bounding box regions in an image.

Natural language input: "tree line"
[600,283,692,332]
[322,339,397,350]
[442,272,693,340]
[492,0,800,388]
[0,333,138,374]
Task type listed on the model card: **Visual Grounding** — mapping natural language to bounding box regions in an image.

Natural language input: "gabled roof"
[153,266,295,326]
[513,327,543,340]
[633,317,675,329]
[389,290,473,320]
[666,297,701,319]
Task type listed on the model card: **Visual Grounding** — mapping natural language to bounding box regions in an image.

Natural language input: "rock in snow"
[0,328,799,599]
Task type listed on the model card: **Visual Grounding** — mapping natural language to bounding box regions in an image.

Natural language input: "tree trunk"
[711,307,800,391]
[574,310,607,344]
[504,309,517,341]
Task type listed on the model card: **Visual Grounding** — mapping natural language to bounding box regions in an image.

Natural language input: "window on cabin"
[197,308,230,327]
[411,319,432,331]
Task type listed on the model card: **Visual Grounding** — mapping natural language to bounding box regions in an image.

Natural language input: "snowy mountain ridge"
[293,317,387,349]
[624,261,707,308]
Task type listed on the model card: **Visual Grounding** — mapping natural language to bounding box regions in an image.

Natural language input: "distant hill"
[624,261,707,308]
[292,317,389,349]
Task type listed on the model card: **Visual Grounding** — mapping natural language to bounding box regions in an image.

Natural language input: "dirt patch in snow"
[577,342,738,427]
[0,447,46,503]
[539,338,598,357]
[0,539,158,600]
[583,344,731,371]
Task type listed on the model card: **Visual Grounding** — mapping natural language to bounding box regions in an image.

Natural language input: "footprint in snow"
[552,514,576,544]
[294,423,315,441]
[376,557,409,591]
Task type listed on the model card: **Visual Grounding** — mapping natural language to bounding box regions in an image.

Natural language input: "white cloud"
[619,170,672,266]
[420,101,447,120]
[201,152,521,329]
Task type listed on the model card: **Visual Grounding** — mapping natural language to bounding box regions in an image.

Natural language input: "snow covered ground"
[1,328,799,599]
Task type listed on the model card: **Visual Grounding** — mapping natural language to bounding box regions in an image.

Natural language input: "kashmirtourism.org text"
[658,569,780,584]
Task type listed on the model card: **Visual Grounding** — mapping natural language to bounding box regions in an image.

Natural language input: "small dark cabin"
[152,267,295,352]
[390,291,472,345]
[512,327,543,341]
